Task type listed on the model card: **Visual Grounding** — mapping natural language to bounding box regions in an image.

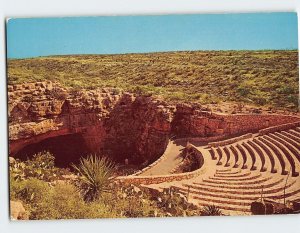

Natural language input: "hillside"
[7,50,299,111]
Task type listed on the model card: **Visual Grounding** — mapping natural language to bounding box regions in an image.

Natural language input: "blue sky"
[6,12,298,59]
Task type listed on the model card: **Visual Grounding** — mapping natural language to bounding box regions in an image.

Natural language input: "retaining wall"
[208,133,253,147]
[116,146,205,185]
[115,167,204,185]
[258,121,300,135]
[218,114,300,135]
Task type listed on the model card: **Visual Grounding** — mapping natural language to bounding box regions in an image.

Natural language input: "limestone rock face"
[8,81,300,165]
[8,82,174,163]
[171,103,224,137]
[103,94,174,163]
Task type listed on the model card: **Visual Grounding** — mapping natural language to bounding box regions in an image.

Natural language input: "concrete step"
[261,136,298,176]
[288,129,300,139]
[280,131,300,143]
[182,179,295,196]
[176,183,300,211]
[241,142,258,171]
[247,140,267,172]
[274,132,300,151]
[201,176,271,186]
[193,177,284,190]
[264,135,300,176]
[258,137,288,175]
[215,168,234,173]
[209,173,261,181]
[252,138,278,173]
[214,171,251,178]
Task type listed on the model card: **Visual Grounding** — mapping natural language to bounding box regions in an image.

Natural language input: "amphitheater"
[117,120,300,215]
[8,81,300,216]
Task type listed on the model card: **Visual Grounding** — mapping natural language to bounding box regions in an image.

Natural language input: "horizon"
[7,48,299,60]
[6,12,298,59]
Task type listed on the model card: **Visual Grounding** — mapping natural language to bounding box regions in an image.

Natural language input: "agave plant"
[200,205,223,216]
[72,155,116,202]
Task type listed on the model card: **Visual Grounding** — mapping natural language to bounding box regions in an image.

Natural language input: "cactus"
[72,155,116,202]
[200,205,223,216]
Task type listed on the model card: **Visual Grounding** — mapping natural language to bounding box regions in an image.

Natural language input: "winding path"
[139,140,186,176]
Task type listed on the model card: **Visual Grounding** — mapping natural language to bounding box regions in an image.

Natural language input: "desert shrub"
[11,179,164,219]
[200,205,223,216]
[72,155,116,202]
[86,183,200,218]
[277,85,295,95]
[10,175,201,219]
[129,85,161,97]
[103,184,162,218]
[49,87,68,100]
[131,86,148,95]
[10,178,50,218]
[32,183,116,220]
[284,94,299,110]
[10,159,26,181]
[42,183,164,219]
[173,148,201,173]
[154,187,199,217]
[252,95,268,106]
[11,178,116,219]
[10,152,68,182]
[10,178,49,204]
[8,51,299,111]
[237,85,251,98]
[10,154,169,219]
[167,92,186,101]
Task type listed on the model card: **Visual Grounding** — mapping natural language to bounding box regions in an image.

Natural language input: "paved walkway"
[140,140,186,176]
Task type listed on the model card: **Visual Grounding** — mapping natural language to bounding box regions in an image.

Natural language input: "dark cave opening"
[14,133,91,168]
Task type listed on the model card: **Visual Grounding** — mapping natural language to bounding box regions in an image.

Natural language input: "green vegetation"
[200,205,223,216]
[10,151,70,182]
[7,50,299,111]
[156,187,199,216]
[10,152,203,219]
[173,148,202,173]
[10,178,119,219]
[72,155,116,202]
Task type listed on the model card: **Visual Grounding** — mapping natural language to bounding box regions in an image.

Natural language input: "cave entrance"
[14,133,91,168]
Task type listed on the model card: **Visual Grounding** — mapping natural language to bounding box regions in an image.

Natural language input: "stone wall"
[115,163,204,185]
[258,121,300,135]
[171,103,300,138]
[208,133,253,147]
[220,114,300,135]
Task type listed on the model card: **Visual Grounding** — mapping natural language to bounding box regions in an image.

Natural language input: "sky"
[6,12,298,59]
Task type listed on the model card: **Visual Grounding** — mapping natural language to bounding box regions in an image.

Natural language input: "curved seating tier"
[205,125,300,177]
[170,125,300,214]
[136,123,300,215]
[170,168,300,214]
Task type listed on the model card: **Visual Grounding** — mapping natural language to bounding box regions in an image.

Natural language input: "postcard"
[6,12,300,220]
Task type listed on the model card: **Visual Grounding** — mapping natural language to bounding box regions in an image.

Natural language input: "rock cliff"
[8,81,173,165]
[8,81,300,166]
